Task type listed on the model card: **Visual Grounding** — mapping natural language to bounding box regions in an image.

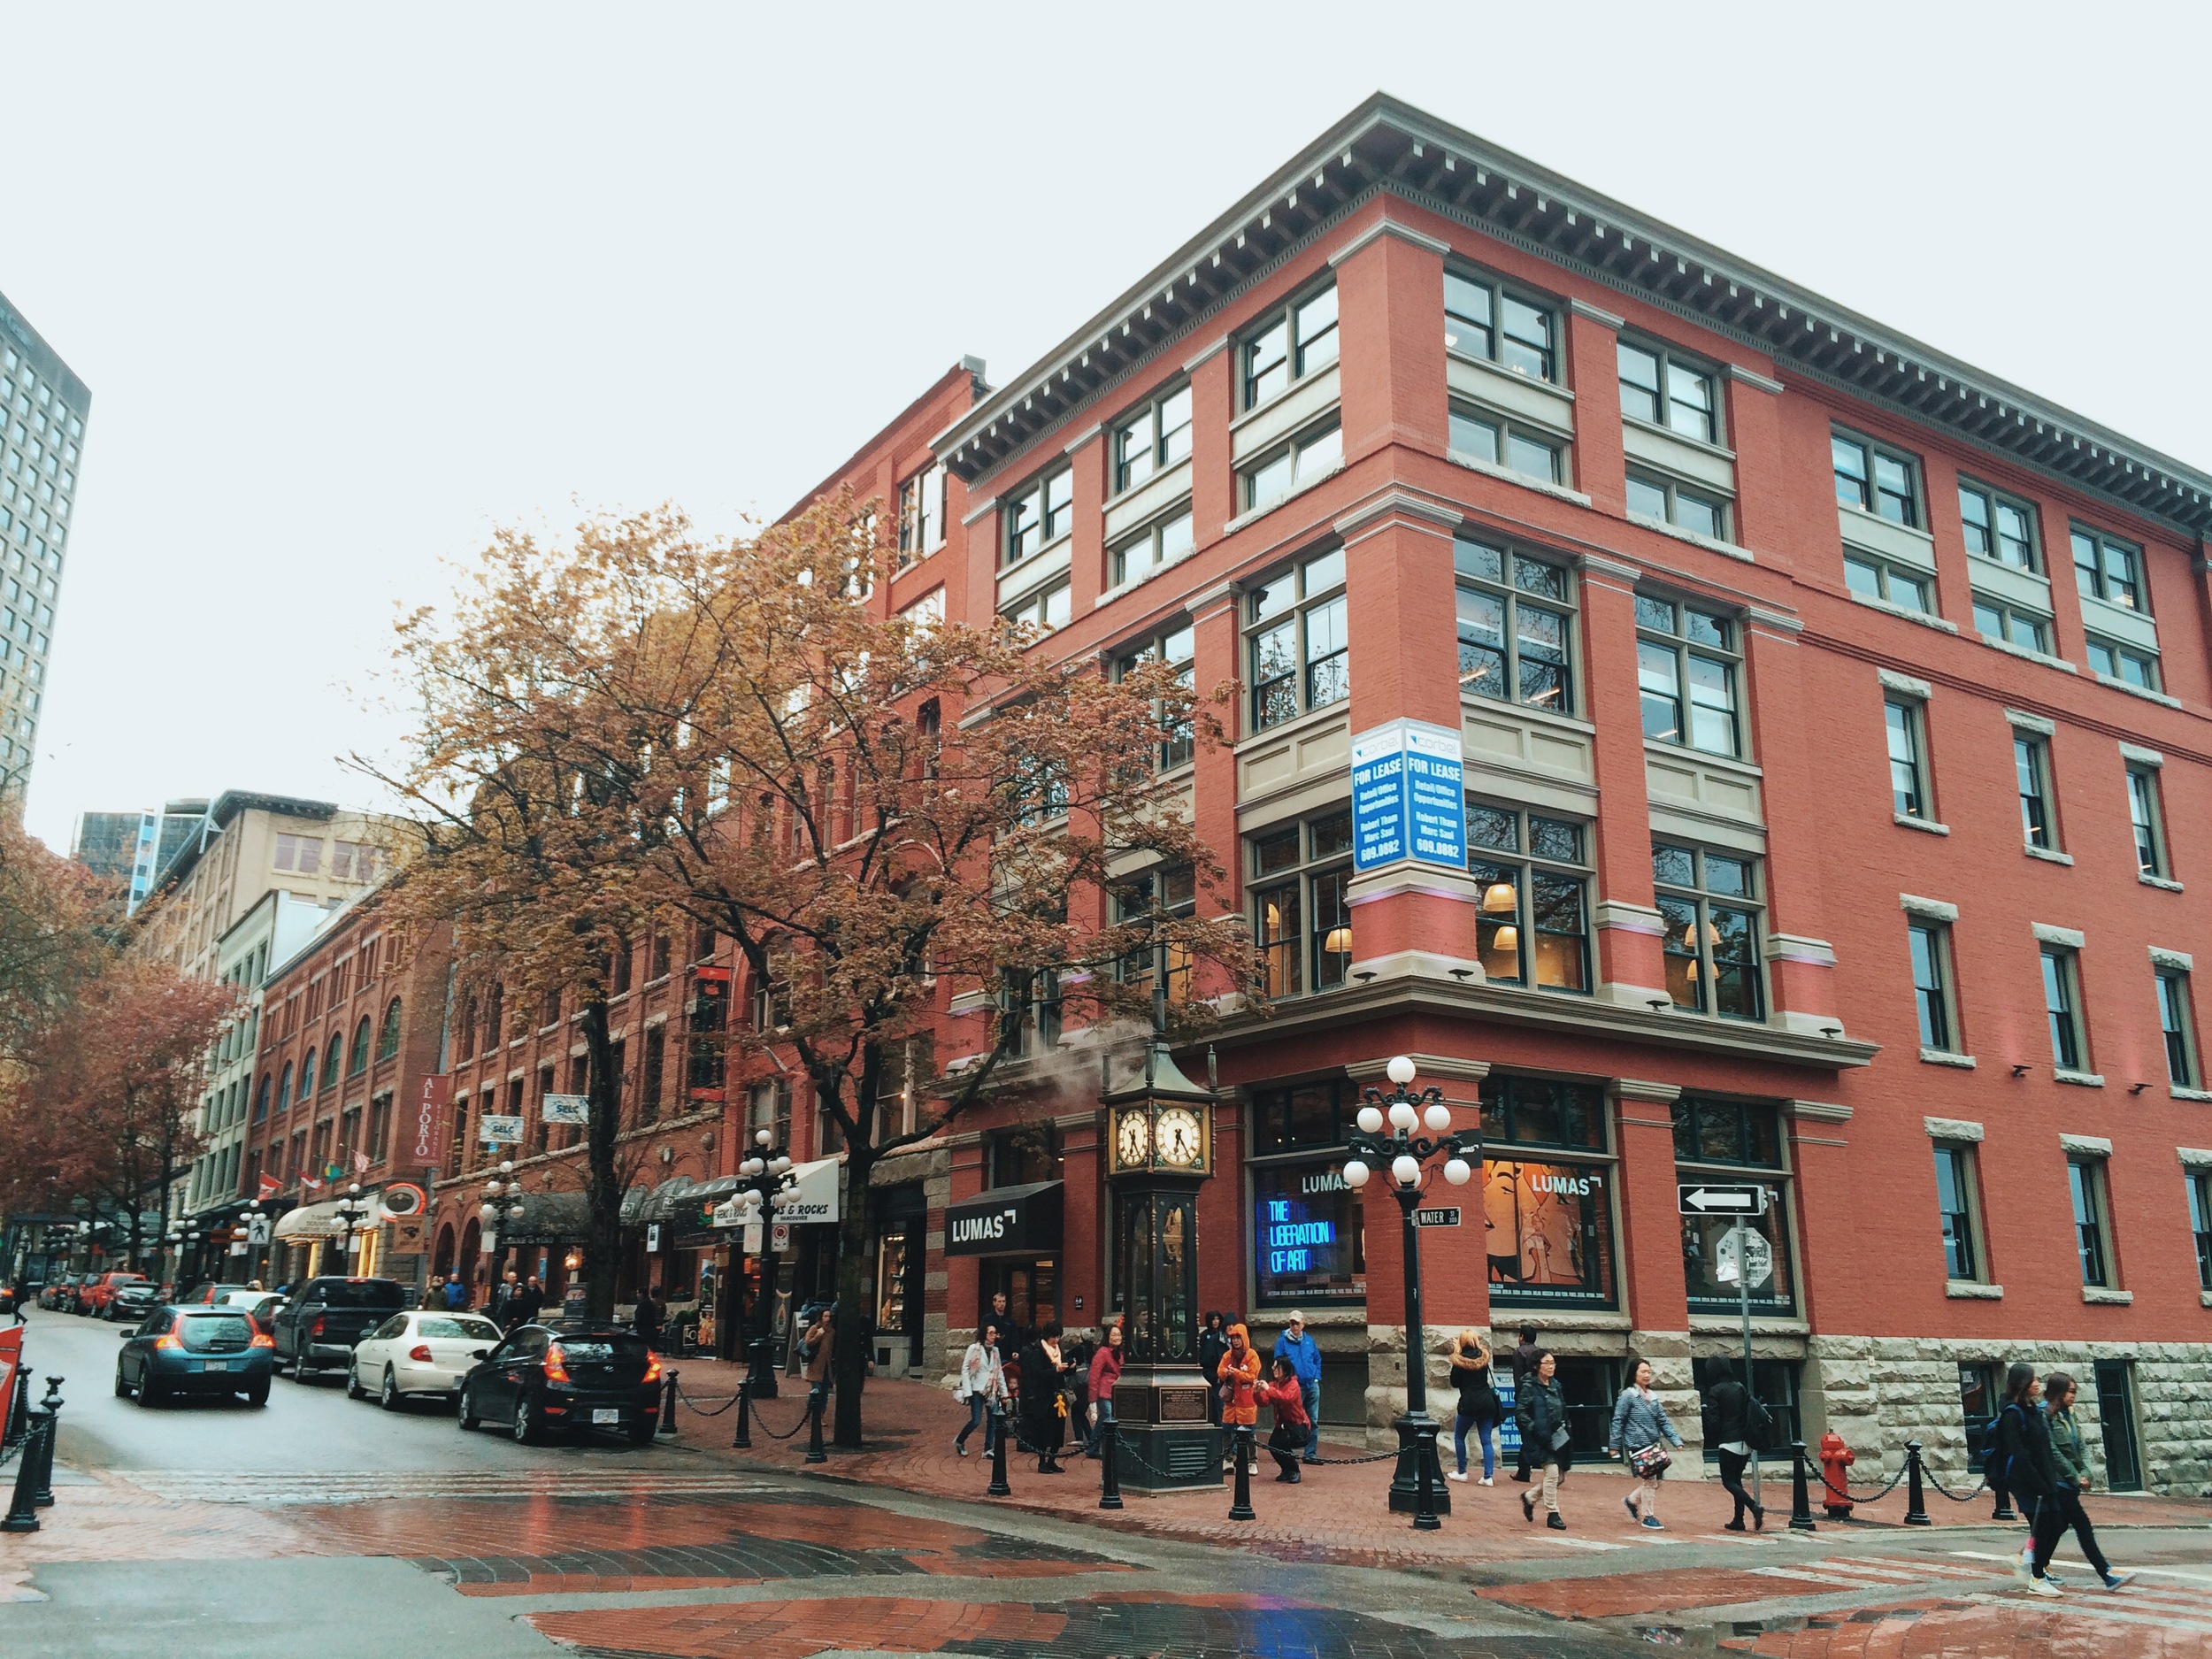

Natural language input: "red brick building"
[783,94,2212,1495]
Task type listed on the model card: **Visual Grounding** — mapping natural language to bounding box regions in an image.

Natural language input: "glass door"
[2092,1360,2141,1491]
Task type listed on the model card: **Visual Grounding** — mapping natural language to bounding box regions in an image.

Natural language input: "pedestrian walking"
[1445,1327,1498,1484]
[10,1277,27,1325]
[1995,1363,2068,1596]
[801,1302,835,1404]
[1271,1312,1324,1463]
[1198,1311,1229,1426]
[1063,1328,1095,1453]
[1608,1359,1684,1531]
[1018,1322,1071,1473]
[1217,1321,1263,1469]
[2039,1371,2135,1592]
[492,1268,521,1328]
[1702,1371,1769,1531]
[634,1283,664,1352]
[421,1274,445,1310]
[1085,1320,1124,1458]
[954,1321,1009,1456]
[1509,1324,1540,1481]
[442,1273,468,1311]
[1517,1350,1571,1530]
[1256,1356,1312,1482]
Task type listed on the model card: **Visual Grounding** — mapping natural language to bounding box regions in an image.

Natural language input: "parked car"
[219,1290,287,1330]
[108,1280,162,1324]
[178,1282,253,1306]
[456,1321,663,1445]
[113,1304,274,1406]
[271,1277,411,1380]
[348,1310,505,1409]
[40,1275,81,1312]
[81,1271,149,1319]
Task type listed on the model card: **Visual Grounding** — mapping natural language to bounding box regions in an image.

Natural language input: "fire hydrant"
[1818,1430,1855,1519]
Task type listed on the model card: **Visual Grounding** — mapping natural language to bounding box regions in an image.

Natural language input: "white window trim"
[1900,893,1958,923]
[2151,946,2194,972]
[1924,1116,1985,1141]
[2032,922,2085,949]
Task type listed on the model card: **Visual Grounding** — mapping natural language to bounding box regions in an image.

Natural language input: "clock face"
[1156,1107,1203,1168]
[1115,1110,1152,1170]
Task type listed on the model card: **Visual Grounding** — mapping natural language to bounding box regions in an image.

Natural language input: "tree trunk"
[579,997,624,1323]
[831,1143,872,1448]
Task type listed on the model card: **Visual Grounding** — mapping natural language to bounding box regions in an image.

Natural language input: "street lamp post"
[1340,1055,1479,1531]
[332,1185,369,1271]
[730,1129,795,1400]
[479,1164,526,1304]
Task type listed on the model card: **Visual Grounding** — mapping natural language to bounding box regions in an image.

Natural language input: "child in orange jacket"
[1218,1322,1264,1425]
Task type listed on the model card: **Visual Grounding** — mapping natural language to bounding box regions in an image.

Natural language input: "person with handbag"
[1516,1350,1571,1530]
[1608,1358,1684,1531]
[1445,1328,1498,1484]
[954,1320,1010,1456]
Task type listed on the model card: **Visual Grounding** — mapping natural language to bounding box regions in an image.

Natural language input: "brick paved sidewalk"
[668,1365,2212,1568]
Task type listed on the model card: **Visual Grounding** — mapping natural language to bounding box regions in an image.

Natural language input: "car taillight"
[154,1332,181,1350]
[250,1331,275,1349]
[311,1317,326,1339]
[641,1352,663,1386]
[542,1343,570,1384]
[409,1345,434,1363]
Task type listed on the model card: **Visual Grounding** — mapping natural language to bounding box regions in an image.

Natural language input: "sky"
[8,1,2209,854]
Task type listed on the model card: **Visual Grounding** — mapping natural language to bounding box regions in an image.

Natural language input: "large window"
[1443,270,1556,381]
[1448,403,1563,485]
[1243,285,1339,408]
[2190,1170,2212,1292]
[2041,945,2086,1072]
[1972,595,2053,656]
[1617,341,1717,442]
[1933,1142,1982,1281]
[2015,734,2057,851]
[988,1121,1061,1187]
[1241,418,1342,511]
[1958,480,2038,571]
[1112,862,1194,1004]
[1483,1076,1614,1309]
[1885,697,1929,818]
[1113,385,1193,493]
[2156,966,2198,1089]
[1249,809,1353,999]
[1479,1073,1605,1152]
[1248,547,1348,730]
[1909,920,1956,1053]
[1467,803,1590,994]
[897,463,946,564]
[1636,595,1740,757]
[1251,1159,1364,1307]
[1672,1096,1793,1312]
[1454,534,1572,714]
[1251,1079,1356,1153]
[1626,469,1729,541]
[1110,507,1194,588]
[2070,525,2143,611]
[995,967,1061,1058]
[1832,429,1919,526]
[1002,465,1073,567]
[1000,577,1071,636]
[1111,624,1195,770]
[2086,634,2160,691]
[2126,765,2168,879]
[1654,842,1763,1020]
[1844,549,1932,613]
[2068,1156,2112,1287]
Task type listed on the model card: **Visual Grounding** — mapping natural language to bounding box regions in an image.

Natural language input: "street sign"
[1413,1207,1462,1227]
[1678,1183,1768,1216]
[1715,1225,1774,1289]
[245,1214,272,1245]
[541,1094,589,1125]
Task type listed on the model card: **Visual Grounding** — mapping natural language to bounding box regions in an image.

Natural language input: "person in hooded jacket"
[1702,1371,1769,1531]
[1509,1325,1540,1480]
[1217,1321,1263,1471]
[1198,1311,1230,1425]
[1516,1350,1571,1530]
[1995,1363,2068,1596]
[1446,1328,1498,1484]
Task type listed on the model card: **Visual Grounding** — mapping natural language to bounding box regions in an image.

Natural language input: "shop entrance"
[2093,1360,2141,1491]
[981,1258,1056,1341]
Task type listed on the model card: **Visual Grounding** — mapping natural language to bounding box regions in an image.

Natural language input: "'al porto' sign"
[408,1074,455,1172]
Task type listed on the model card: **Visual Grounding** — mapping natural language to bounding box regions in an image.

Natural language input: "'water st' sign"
[1350,718,1466,873]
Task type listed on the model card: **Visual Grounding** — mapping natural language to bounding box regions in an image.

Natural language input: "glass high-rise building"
[72,798,209,913]
[0,287,88,797]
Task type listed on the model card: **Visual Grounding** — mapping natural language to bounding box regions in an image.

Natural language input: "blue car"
[115,1303,274,1407]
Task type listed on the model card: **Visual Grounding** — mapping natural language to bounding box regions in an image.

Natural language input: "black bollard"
[803,1386,827,1464]
[1903,1440,1931,1526]
[657,1367,680,1438]
[987,1409,1011,1497]
[1097,1406,1122,1510]
[1,1411,45,1532]
[1228,1424,1255,1521]
[30,1378,62,1508]
[1413,1417,1441,1532]
[4,1363,26,1448]
[731,1372,752,1449]
[1788,1439,1816,1532]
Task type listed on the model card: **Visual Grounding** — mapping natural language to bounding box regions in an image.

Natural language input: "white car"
[347,1310,506,1410]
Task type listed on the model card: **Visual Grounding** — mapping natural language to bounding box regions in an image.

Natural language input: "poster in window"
[1485,1158,1615,1306]
[1252,1162,1365,1305]
[1681,1184,1793,1311]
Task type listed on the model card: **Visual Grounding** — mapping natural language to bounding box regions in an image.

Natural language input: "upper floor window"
[1113,386,1193,493]
[1250,809,1353,998]
[1617,342,1717,443]
[2156,966,2198,1089]
[1001,577,1071,636]
[1832,430,1919,526]
[2070,525,2143,611]
[2126,764,2168,879]
[1467,803,1591,994]
[377,997,402,1061]
[273,833,321,875]
[1110,507,1194,588]
[1972,595,2052,656]
[2086,635,2160,691]
[1671,1095,1783,1167]
[1251,1078,1356,1153]
[1243,285,1339,409]
[898,464,947,563]
[1113,624,1196,770]
[1448,403,1562,487]
[1654,842,1763,1020]
[2067,1155,2111,1286]
[1635,595,1740,757]
[1909,919,1957,1052]
[1443,270,1556,382]
[2041,945,2086,1072]
[1248,548,1347,730]
[1242,419,1342,512]
[1454,535,1571,715]
[1885,697,1930,819]
[1112,861,1195,1003]
[1958,480,2038,571]
[1625,470,1729,541]
[2015,733,2057,851]
[1002,465,1073,566]
[2190,1169,2212,1293]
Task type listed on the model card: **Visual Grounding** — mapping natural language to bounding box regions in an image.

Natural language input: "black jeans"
[1268,1421,1303,1478]
[1717,1448,1760,1523]
[2032,1487,2109,1578]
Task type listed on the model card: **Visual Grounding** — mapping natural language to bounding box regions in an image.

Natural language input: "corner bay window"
[1455,534,1571,713]
[1467,803,1590,993]
[1250,810,1351,999]
[1655,841,1763,1019]
[1248,547,1347,730]
[1444,270,1555,380]
[1636,595,1740,757]
[1244,285,1339,408]
[1673,1096,1793,1312]
[1482,1075,1615,1309]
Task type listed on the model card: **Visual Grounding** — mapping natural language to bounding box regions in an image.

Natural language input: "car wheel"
[346,1362,366,1401]
[138,1376,165,1409]
[113,1365,130,1398]
[511,1394,540,1446]
[457,1386,480,1432]
[246,1381,270,1408]
[380,1368,403,1412]
[626,1422,656,1447]
[292,1362,316,1384]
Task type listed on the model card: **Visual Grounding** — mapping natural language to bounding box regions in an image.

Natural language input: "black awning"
[944,1181,1064,1257]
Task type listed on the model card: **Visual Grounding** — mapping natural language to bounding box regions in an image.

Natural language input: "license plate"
[203,1359,229,1371]
[592,1408,619,1425]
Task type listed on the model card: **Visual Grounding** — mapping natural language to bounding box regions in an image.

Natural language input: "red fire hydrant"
[1818,1430,1855,1519]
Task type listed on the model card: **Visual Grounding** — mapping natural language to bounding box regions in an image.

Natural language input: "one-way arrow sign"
[1678,1183,1768,1216]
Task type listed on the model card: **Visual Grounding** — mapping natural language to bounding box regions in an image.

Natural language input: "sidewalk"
[666,1366,2212,1569]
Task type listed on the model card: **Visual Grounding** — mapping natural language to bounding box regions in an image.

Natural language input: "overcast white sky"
[10,2,2209,853]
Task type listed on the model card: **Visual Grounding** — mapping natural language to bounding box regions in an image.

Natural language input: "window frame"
[1001,464,1074,569]
[1111,622,1196,772]
[1970,594,2054,657]
[1671,1096,1793,1313]
[2070,523,2146,613]
[1110,505,1194,588]
[1443,266,1559,383]
[1624,466,1731,541]
[1831,427,1922,527]
[1245,547,1348,732]
[1932,1141,1983,1283]
[2067,1156,2113,1288]
[2015,733,2059,852]
[2125,764,2168,879]
[1453,534,1575,717]
[999,575,1071,637]
[2155,965,2198,1089]
[1112,862,1196,1004]
[1843,550,1934,615]
[2040,944,2087,1072]
[1908,918,1958,1054]
[1885,696,1932,820]
[1240,283,1340,411]
[1616,338,1721,445]
[1635,594,1744,759]
[1448,401,1564,487]
[896,462,947,565]
[1240,416,1343,513]
[1111,383,1194,495]
[1465,802,1594,996]
[1248,808,1354,1000]
[1653,841,1765,1021]
[2188,1168,2212,1293]
[2085,634,2161,691]
[1957,478,2039,572]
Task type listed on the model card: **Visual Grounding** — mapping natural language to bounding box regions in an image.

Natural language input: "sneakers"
[2025,1577,2064,1597]
[2043,1571,2069,1589]
[1522,1491,1536,1524]
[2012,1554,2033,1586]
[1547,1513,1568,1531]
[1641,1516,1665,1531]
[1479,1476,1494,1486]
[1446,1471,1468,1482]
[2103,1571,2135,1592]
[956,1440,969,1457]
[1623,1495,1641,1523]
[1723,1520,1747,1533]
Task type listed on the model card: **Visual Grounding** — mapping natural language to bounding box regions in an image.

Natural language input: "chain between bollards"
[1097,1405,1122,1510]
[1227,1423,1255,1520]
[730,1372,752,1448]
[1788,1439,1816,1532]
[1903,1439,1931,1525]
[657,1366,680,1437]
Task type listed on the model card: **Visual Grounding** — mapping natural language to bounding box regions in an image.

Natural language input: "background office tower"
[0,288,87,800]
[72,798,212,913]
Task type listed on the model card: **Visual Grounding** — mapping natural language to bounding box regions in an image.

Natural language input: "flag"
[257,1173,281,1200]
[352,1150,370,1173]
[304,1177,324,1193]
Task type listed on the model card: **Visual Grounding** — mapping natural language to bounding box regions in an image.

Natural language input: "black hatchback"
[115,1304,274,1406]
[456,1322,662,1446]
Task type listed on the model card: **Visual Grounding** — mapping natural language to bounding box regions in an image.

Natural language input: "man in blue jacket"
[1271,1312,1323,1463]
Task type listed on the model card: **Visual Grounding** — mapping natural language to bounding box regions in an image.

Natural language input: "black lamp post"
[1340,1055,1479,1530]
[729,1128,796,1399]
[480,1164,526,1295]
[332,1185,369,1273]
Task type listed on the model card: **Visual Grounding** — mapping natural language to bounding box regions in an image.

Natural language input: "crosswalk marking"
[112,1469,778,1506]
[1964,1592,2212,1635]
[1844,1555,1995,1580]
[1747,1566,1891,1590]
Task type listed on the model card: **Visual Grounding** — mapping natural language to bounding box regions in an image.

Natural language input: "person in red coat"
[1256,1356,1313,1482]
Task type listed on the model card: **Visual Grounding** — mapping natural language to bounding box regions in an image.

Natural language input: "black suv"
[272,1277,410,1380]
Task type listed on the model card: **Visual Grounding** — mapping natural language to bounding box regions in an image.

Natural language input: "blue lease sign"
[1351,718,1465,873]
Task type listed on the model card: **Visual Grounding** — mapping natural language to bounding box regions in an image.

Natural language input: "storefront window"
[1251,1079,1354,1153]
[988,1122,1061,1187]
[1251,1161,1365,1307]
[1674,1096,1793,1313]
[1484,1158,1616,1307]
[1693,1356,1801,1459]
[1479,1074,1607,1151]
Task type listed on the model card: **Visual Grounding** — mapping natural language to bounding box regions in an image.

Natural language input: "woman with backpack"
[1608,1358,1685,1531]
[1444,1327,1498,1485]
[1995,1363,2068,1596]
[2040,1371,2134,1592]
